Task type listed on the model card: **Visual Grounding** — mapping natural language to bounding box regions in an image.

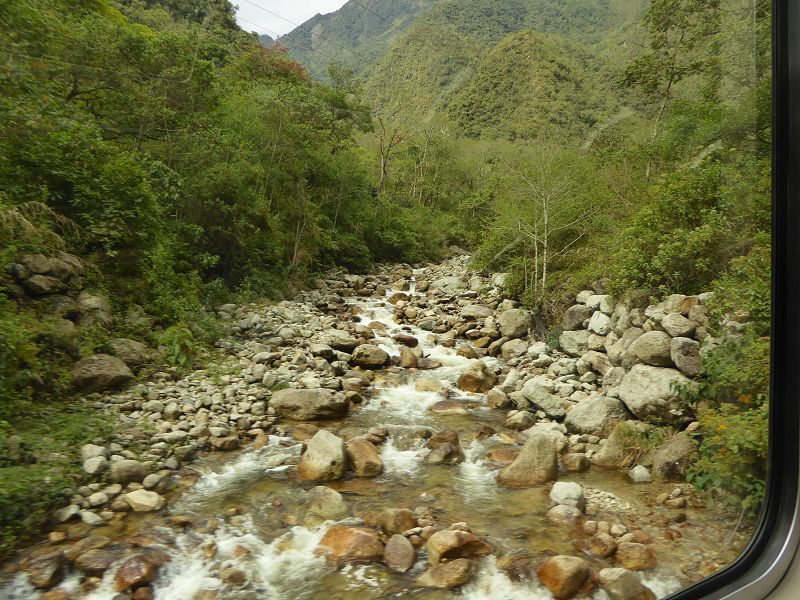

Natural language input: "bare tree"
[376,110,405,195]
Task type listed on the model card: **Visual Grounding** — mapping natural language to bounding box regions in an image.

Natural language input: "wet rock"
[564,396,630,437]
[484,447,519,466]
[537,555,591,599]
[399,347,419,368]
[497,432,558,488]
[520,381,565,420]
[40,591,71,600]
[618,365,693,425]
[317,526,385,567]
[550,482,585,511]
[220,567,247,586]
[346,438,383,477]
[670,337,702,377]
[113,555,159,592]
[110,460,147,484]
[416,558,475,589]
[270,388,348,421]
[350,344,390,369]
[305,486,348,523]
[124,490,166,512]
[456,361,497,393]
[424,430,465,464]
[380,508,418,535]
[652,433,697,482]
[393,334,419,347]
[71,354,133,393]
[630,331,674,367]
[426,529,492,565]
[615,542,657,570]
[74,548,123,576]
[588,533,618,557]
[599,568,656,600]
[430,400,468,415]
[65,535,111,561]
[210,435,240,451]
[384,534,416,572]
[23,550,66,589]
[545,505,583,526]
[296,430,347,481]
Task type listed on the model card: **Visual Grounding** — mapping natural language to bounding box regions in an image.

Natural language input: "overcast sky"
[235,1,350,38]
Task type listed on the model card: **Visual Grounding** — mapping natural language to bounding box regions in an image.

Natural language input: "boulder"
[325,330,360,352]
[74,548,122,576]
[346,438,383,477]
[124,490,166,512]
[591,421,653,469]
[317,526,384,567]
[550,482,585,511]
[426,529,492,564]
[71,354,133,393]
[545,505,583,525]
[598,568,656,600]
[652,432,697,482]
[114,555,159,592]
[565,396,630,437]
[76,291,113,327]
[615,542,657,571]
[537,556,591,599]
[628,465,652,483]
[431,276,466,291]
[424,430,465,464]
[588,312,612,336]
[297,430,347,481]
[576,351,613,377]
[586,294,613,314]
[22,550,65,589]
[521,380,565,420]
[379,508,417,535]
[497,432,558,488]
[384,534,416,573]
[305,486,348,523]
[500,338,528,359]
[416,558,475,589]
[309,344,336,360]
[670,337,702,377]
[110,339,150,367]
[504,411,537,430]
[498,308,530,339]
[23,274,65,296]
[618,365,693,425]
[350,344,389,369]
[270,388,348,421]
[456,361,497,393]
[588,533,618,557]
[661,313,696,338]
[562,305,592,331]
[461,305,493,319]
[110,460,147,484]
[630,331,674,367]
[559,330,589,357]
[399,347,419,368]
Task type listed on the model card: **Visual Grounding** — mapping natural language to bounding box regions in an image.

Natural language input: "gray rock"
[628,465,652,483]
[83,456,107,475]
[350,344,389,369]
[305,486,348,523]
[23,274,64,296]
[504,411,537,430]
[565,396,630,437]
[81,444,107,461]
[296,430,347,482]
[461,305,493,319]
[607,328,644,367]
[521,380,565,420]
[576,351,613,376]
[71,354,133,393]
[550,481,585,511]
[110,338,150,367]
[618,365,693,425]
[110,460,147,484]
[598,568,656,600]
[497,432,558,487]
[652,432,697,482]
[384,534,416,573]
[124,489,166,512]
[76,291,112,326]
[588,311,612,336]
[591,421,653,469]
[545,504,583,525]
[670,337,702,377]
[270,388,348,420]
[431,276,466,291]
[500,338,528,359]
[630,331,674,367]
[562,305,592,331]
[309,344,336,360]
[661,313,696,338]
[498,309,530,339]
[559,330,589,357]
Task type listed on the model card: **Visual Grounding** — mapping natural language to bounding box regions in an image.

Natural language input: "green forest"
[0,0,771,559]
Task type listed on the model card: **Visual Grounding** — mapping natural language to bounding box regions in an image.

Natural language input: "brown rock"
[379,508,417,535]
[561,453,590,472]
[23,550,66,589]
[537,555,592,599]
[424,430,465,464]
[346,438,383,477]
[484,447,519,466]
[41,591,71,600]
[296,430,347,482]
[114,555,158,591]
[317,526,384,568]
[221,567,247,586]
[74,548,123,576]
[132,587,154,600]
[456,361,497,393]
[497,432,558,488]
[615,542,657,571]
[598,568,657,600]
[430,400,468,415]
[384,534,416,573]
[416,558,475,589]
[66,535,111,561]
[588,533,618,558]
[426,529,492,565]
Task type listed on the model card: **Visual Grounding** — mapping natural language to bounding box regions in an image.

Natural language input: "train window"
[0,1,791,599]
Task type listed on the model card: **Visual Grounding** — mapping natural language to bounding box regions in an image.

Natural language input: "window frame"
[667,0,799,598]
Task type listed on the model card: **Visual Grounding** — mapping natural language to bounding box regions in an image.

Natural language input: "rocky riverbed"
[0,255,752,599]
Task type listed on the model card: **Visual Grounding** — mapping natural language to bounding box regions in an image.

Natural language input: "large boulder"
[565,396,630,438]
[270,389,348,421]
[76,291,113,327]
[670,337,702,377]
[598,568,656,600]
[588,311,612,336]
[415,558,475,589]
[591,421,653,469]
[71,354,133,393]
[426,530,492,565]
[630,331,674,367]
[618,365,693,425]
[325,330,359,352]
[456,361,497,393]
[461,305,493,319]
[661,313,696,338]
[498,309,530,339]
[22,550,65,589]
[652,432,697,482]
[124,490,166,512]
[576,351,613,377]
[424,430,465,464]
[616,543,657,571]
[296,430,347,481]
[497,432,558,488]
[317,526,384,567]
[562,305,592,331]
[350,344,389,369]
[521,380,565,420]
[384,534,416,573]
[559,330,589,357]
[305,486,349,523]
[110,459,147,484]
[110,339,150,367]
[537,556,591,600]
[346,438,383,477]
[113,555,160,592]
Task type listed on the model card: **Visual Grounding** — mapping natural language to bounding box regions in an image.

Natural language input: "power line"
[238,0,371,63]
[347,0,413,38]
[235,15,341,65]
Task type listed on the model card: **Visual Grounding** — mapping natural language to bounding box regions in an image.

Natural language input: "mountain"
[258,33,274,46]
[281,0,439,81]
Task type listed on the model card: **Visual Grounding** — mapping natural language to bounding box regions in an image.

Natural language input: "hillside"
[281,0,439,81]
